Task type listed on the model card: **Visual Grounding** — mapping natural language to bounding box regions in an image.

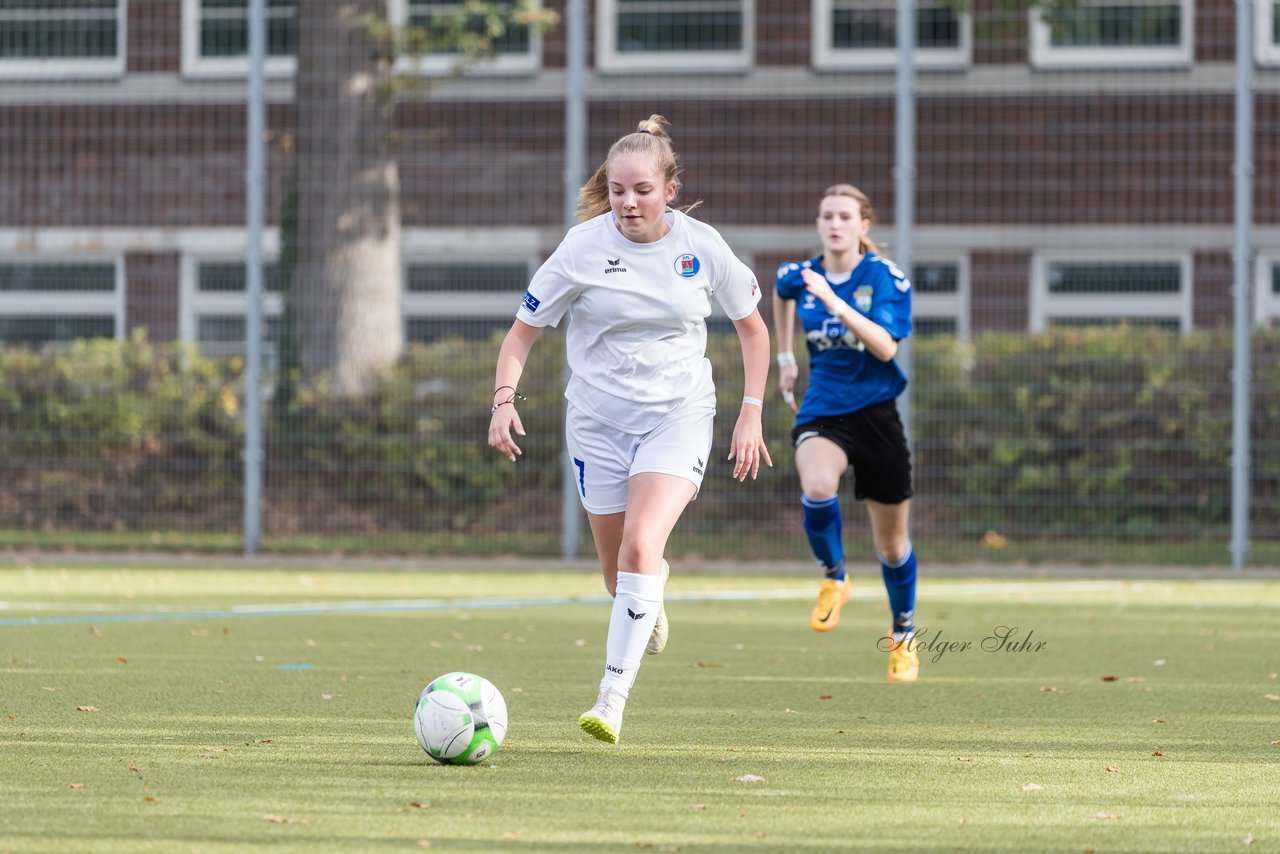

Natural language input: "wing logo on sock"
[627,608,646,621]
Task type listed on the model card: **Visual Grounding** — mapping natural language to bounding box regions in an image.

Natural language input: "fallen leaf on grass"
[1021,783,1043,791]
[68,783,84,789]
[76,706,99,712]
[1243,834,1256,845]
[1152,750,1165,757]
[408,801,431,810]
[1100,675,1119,682]
[128,765,141,773]
[41,687,56,693]
[959,817,971,825]
[690,804,707,811]
[190,630,208,637]
[1153,718,1166,724]
[1106,765,1119,773]
[116,657,128,665]
[692,661,723,669]
[264,814,310,825]
[1094,812,1120,821]
[1264,694,1280,702]
[144,795,156,802]
[818,695,833,700]
[733,774,766,783]
[501,831,518,839]
[416,841,432,849]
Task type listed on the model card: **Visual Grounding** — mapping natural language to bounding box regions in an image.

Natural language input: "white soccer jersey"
[517,209,760,434]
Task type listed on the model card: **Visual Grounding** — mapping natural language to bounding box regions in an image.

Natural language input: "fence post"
[1231,0,1254,570]
[243,0,267,555]
[894,0,916,442]
[560,0,587,560]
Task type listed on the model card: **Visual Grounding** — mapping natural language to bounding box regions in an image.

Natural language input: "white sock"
[599,570,665,697]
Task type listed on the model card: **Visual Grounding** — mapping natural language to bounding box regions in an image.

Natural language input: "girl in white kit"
[487,114,773,744]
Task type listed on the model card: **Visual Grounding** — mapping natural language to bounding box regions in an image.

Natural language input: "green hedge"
[0,327,1275,561]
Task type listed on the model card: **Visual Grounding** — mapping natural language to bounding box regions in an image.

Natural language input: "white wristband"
[776,352,796,367]
[741,396,763,408]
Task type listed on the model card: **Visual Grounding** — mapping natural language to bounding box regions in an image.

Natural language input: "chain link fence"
[0,0,1276,566]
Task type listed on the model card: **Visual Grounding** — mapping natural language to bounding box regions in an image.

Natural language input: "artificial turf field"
[1,564,1278,853]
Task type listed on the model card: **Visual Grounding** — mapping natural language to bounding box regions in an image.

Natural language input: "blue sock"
[880,543,917,636]
[802,495,845,581]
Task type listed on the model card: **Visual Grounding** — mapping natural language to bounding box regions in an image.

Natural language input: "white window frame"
[179,250,286,356]
[1029,0,1194,69]
[182,234,538,351]
[0,0,127,80]
[181,0,296,79]
[595,0,754,73]
[401,259,536,331]
[0,256,125,342]
[812,0,971,70]
[1256,0,1280,65]
[1256,253,1280,326]
[911,256,970,340]
[1030,252,1192,332]
[389,0,543,76]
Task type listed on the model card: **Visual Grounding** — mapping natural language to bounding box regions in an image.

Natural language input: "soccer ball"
[414,671,508,765]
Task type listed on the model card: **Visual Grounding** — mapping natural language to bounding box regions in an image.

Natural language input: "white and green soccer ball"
[414,672,508,765]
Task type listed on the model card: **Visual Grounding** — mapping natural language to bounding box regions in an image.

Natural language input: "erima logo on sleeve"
[521,290,541,313]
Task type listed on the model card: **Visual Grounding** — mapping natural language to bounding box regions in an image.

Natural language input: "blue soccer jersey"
[775,252,912,424]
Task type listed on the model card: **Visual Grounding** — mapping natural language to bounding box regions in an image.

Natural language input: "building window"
[1029,0,1193,68]
[0,0,125,79]
[911,259,969,339]
[1257,0,1280,64]
[394,0,541,74]
[596,0,753,72]
[1030,255,1192,332]
[181,258,286,358]
[181,0,296,78]
[813,0,970,69]
[1256,255,1280,326]
[0,260,123,346]
[182,255,531,351]
[403,262,530,341]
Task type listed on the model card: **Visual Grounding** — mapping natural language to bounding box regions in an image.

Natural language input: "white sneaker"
[646,559,670,656]
[578,688,626,744]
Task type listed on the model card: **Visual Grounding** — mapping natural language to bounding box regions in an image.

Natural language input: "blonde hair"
[575,115,699,222]
[820,183,883,258]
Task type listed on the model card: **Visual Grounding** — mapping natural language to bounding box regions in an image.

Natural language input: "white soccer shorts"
[564,402,715,515]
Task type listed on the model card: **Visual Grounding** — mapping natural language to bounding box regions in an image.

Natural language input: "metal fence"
[0,0,1276,567]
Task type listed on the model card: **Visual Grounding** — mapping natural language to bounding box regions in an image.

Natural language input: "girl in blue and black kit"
[772,183,920,682]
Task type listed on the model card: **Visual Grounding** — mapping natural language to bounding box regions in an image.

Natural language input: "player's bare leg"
[579,473,694,742]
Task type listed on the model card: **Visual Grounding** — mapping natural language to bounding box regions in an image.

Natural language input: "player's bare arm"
[771,290,799,412]
[727,309,773,482]
[488,319,543,462]
[800,267,898,362]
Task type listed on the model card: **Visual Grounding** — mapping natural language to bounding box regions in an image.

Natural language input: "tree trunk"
[293,0,402,397]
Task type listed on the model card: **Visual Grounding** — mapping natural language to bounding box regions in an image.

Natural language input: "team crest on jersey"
[674,254,700,278]
[854,285,874,312]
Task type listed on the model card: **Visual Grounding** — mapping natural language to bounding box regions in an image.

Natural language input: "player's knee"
[616,539,665,575]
